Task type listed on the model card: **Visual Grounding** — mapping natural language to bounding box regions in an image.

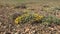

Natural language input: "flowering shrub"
[14,13,44,24]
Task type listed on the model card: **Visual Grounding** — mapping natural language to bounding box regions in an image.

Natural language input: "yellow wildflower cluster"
[14,14,29,24]
[33,14,44,21]
[14,13,44,24]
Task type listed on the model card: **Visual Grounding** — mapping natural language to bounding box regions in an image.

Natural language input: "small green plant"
[14,13,44,24]
[42,15,60,25]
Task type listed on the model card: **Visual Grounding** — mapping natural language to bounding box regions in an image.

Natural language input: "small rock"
[15,32,18,34]
[25,27,30,33]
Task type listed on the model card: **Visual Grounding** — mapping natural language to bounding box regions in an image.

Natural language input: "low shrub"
[14,9,60,25]
[42,15,60,25]
[14,13,44,24]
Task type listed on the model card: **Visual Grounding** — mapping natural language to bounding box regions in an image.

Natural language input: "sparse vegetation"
[42,15,60,25]
[14,11,44,24]
[0,0,60,34]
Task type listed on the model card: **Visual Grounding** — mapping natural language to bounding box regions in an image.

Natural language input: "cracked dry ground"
[0,4,60,34]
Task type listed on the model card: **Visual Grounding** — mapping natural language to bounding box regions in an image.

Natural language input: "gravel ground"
[0,1,60,34]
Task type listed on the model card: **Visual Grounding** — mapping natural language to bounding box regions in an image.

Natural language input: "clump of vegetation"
[14,9,60,25]
[14,12,44,24]
[42,15,60,25]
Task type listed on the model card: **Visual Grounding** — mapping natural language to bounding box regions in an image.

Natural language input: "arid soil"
[0,0,60,34]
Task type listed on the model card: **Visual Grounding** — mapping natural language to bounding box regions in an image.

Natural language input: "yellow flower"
[14,16,22,24]
[33,14,44,20]
[14,14,29,24]
[14,13,44,24]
